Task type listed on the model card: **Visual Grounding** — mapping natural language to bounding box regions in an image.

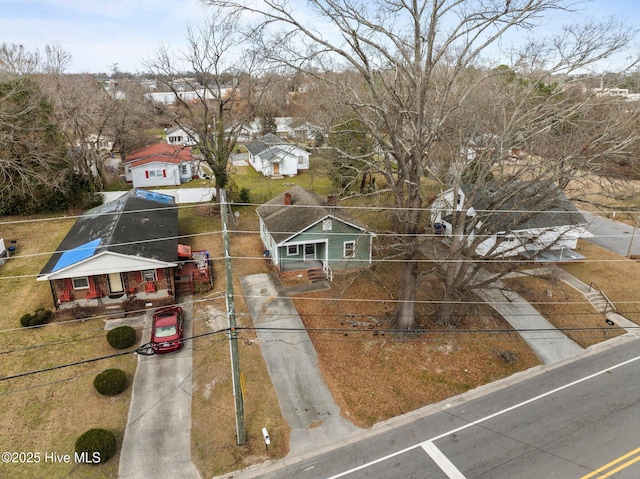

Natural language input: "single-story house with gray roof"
[257,186,374,280]
[246,133,309,177]
[430,182,593,261]
[38,189,180,310]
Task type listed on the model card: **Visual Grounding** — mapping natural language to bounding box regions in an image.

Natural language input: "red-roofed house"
[123,143,196,187]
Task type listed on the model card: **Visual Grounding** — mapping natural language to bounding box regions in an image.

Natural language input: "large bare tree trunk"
[396,259,419,329]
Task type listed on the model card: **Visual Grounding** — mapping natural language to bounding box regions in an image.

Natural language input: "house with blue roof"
[38,189,180,310]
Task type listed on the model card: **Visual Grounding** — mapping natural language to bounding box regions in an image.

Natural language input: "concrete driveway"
[118,299,200,479]
[583,211,640,257]
[240,273,362,457]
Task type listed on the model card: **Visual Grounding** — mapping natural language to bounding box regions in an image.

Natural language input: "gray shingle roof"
[39,189,179,276]
[460,182,587,231]
[256,186,367,244]
[245,133,286,156]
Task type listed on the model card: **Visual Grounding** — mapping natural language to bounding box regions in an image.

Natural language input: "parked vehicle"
[151,306,184,354]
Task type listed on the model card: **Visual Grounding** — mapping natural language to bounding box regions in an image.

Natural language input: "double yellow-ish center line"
[581,446,640,478]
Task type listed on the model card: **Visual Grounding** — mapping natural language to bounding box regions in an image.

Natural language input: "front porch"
[277,260,332,282]
[281,259,323,272]
[57,287,174,311]
[53,266,176,313]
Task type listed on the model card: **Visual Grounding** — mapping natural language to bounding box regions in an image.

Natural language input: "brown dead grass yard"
[2,201,639,478]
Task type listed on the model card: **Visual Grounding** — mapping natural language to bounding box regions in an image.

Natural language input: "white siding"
[130,162,181,187]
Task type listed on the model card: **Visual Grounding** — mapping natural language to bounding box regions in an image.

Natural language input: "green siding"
[278,217,372,270]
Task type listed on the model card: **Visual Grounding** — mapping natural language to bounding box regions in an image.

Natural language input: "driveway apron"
[119,298,200,479]
[240,273,362,457]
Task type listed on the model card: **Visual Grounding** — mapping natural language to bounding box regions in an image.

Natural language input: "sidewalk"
[475,276,584,364]
[239,273,362,457]
[508,265,640,333]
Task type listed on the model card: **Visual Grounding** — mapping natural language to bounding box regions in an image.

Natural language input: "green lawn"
[229,159,335,205]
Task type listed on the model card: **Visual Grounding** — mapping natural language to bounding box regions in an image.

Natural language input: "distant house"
[145,86,234,105]
[37,189,180,310]
[257,186,374,280]
[123,143,195,187]
[246,133,310,177]
[78,133,115,152]
[430,183,593,261]
[165,125,199,146]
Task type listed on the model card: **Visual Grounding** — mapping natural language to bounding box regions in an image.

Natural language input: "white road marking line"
[324,352,640,479]
[421,441,467,479]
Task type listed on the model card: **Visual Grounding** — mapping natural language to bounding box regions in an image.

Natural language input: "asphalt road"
[226,336,640,479]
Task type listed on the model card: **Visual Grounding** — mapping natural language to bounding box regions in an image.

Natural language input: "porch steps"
[307,268,327,282]
[104,304,126,319]
[585,290,614,313]
[175,282,195,296]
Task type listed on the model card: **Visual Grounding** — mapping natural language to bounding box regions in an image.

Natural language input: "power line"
[1,199,639,221]
[0,322,630,386]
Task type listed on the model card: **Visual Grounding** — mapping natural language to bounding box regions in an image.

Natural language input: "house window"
[323,219,333,231]
[181,164,188,175]
[287,245,299,256]
[148,170,164,178]
[142,270,156,282]
[72,277,89,290]
[344,241,356,258]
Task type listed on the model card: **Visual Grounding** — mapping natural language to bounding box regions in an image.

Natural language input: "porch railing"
[322,262,333,282]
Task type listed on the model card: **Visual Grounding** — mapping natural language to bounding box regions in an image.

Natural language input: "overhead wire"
[1,200,639,387]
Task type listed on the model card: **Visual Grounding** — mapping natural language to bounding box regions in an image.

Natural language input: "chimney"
[327,195,336,207]
[284,192,292,206]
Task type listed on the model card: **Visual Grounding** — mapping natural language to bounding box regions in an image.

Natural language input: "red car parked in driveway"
[151,306,184,354]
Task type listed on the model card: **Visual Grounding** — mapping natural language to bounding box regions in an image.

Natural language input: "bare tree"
[0,43,72,212]
[144,10,266,201]
[207,0,639,328]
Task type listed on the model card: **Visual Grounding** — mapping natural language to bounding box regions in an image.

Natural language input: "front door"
[273,162,280,175]
[108,272,124,294]
[304,243,316,260]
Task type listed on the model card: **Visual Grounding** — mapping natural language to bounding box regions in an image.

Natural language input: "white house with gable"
[245,133,310,177]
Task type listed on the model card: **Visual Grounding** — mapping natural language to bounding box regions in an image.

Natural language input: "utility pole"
[626,212,640,258]
[220,189,246,445]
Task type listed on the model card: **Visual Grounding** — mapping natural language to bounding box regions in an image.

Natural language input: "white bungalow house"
[430,182,593,261]
[165,125,199,146]
[123,143,195,188]
[246,133,310,177]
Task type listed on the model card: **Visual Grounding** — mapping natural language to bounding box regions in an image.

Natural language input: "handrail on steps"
[588,282,616,313]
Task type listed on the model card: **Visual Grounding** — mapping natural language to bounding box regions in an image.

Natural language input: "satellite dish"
[234,211,240,218]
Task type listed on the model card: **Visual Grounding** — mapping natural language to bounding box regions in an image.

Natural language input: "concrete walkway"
[507,265,639,333]
[239,273,362,457]
[119,299,200,479]
[476,275,584,364]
